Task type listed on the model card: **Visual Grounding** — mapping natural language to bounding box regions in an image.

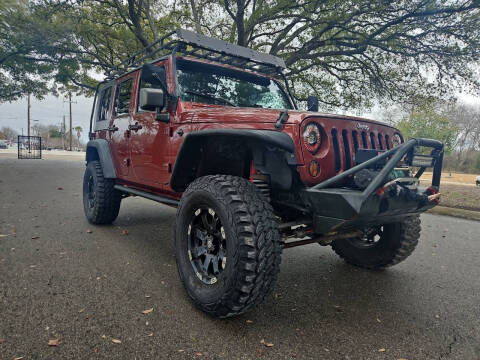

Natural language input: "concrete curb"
[427,206,480,222]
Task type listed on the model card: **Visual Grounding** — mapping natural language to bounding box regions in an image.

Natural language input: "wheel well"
[86,146,99,163]
[170,131,298,192]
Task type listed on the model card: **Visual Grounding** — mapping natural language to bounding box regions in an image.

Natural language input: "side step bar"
[114,185,180,207]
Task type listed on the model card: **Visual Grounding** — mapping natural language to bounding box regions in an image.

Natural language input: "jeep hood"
[182,106,397,130]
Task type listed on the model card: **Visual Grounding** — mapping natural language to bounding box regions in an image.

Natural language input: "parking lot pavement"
[1,157,479,359]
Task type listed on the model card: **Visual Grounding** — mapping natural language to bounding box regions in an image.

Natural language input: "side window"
[114,78,133,116]
[94,85,113,130]
[137,67,165,112]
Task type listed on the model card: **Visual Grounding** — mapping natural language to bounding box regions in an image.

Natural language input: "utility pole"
[27,94,31,137]
[27,94,31,152]
[62,115,66,150]
[64,92,76,151]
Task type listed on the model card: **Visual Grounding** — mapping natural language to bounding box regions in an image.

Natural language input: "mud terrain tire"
[175,175,282,317]
[82,160,121,225]
[331,215,421,269]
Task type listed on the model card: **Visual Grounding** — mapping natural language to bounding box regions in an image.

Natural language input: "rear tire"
[82,161,121,225]
[175,175,282,317]
[331,215,421,269]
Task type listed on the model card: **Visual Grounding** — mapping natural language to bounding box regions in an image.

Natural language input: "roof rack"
[105,29,286,80]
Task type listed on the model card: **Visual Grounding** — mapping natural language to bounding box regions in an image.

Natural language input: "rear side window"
[114,78,133,115]
[94,85,113,130]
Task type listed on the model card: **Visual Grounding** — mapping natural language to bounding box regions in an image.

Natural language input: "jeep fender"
[170,129,297,192]
[85,139,116,179]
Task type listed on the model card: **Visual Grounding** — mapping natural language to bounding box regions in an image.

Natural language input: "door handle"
[128,123,142,131]
[107,125,118,132]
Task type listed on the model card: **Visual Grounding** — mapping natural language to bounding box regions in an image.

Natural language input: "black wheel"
[82,160,121,225]
[175,175,282,317]
[331,215,421,269]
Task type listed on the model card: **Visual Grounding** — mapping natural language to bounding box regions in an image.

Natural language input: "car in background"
[0,140,8,149]
[476,176,480,186]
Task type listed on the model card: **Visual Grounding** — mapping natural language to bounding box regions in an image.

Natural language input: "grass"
[436,184,480,212]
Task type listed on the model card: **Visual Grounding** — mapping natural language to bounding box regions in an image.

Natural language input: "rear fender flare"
[85,139,116,179]
[170,129,297,192]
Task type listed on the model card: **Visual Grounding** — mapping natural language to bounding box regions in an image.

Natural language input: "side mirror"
[139,88,169,123]
[307,95,319,112]
[139,88,164,111]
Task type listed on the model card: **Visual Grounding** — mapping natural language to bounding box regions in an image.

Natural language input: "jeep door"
[129,62,171,187]
[109,75,135,178]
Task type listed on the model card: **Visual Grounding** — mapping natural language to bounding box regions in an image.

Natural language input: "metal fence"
[18,135,42,159]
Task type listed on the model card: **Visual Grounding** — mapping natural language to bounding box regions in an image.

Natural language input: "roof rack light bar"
[105,29,286,80]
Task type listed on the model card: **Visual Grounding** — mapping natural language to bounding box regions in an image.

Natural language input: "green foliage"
[397,104,459,153]
[49,128,62,138]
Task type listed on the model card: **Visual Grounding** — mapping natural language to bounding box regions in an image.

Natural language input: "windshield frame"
[174,57,295,110]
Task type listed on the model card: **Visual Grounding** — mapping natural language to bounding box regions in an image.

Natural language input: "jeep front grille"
[331,129,391,173]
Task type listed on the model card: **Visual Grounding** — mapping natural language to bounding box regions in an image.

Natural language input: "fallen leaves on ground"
[246,320,253,324]
[195,352,203,357]
[378,348,386,352]
[48,338,61,346]
[14,357,24,360]
[31,236,40,240]
[121,230,128,235]
[86,229,92,233]
[260,339,274,347]
[142,308,154,314]
[147,333,153,337]
[111,339,122,344]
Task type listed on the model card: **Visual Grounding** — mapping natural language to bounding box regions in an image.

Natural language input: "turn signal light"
[308,160,320,177]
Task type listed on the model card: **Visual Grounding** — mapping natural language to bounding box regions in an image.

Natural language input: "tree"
[397,101,459,153]
[1,0,479,110]
[74,126,83,146]
[0,126,18,141]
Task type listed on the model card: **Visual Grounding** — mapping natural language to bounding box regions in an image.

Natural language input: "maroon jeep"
[83,29,443,317]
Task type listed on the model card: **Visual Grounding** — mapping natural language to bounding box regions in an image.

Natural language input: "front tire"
[331,215,421,269]
[82,161,121,225]
[175,175,282,317]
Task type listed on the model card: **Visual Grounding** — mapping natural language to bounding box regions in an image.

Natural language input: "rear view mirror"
[307,96,319,112]
[139,88,164,111]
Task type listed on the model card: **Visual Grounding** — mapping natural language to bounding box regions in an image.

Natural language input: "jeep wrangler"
[83,29,444,317]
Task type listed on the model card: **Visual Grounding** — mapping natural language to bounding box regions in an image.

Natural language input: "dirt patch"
[421,171,479,186]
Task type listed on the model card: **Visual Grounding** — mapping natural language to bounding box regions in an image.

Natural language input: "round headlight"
[392,133,402,148]
[303,123,322,153]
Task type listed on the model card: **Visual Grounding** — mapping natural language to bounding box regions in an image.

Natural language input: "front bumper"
[300,138,444,234]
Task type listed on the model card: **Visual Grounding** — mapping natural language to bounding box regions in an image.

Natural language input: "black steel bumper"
[301,138,444,234]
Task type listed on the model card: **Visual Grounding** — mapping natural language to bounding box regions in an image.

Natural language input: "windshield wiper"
[184,90,237,107]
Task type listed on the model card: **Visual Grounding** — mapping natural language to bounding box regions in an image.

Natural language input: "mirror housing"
[307,95,319,112]
[139,88,165,111]
[139,88,169,123]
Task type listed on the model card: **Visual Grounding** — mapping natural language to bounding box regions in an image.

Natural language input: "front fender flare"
[86,139,116,179]
[170,129,296,192]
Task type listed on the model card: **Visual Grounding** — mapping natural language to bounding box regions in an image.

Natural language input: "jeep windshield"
[176,59,293,110]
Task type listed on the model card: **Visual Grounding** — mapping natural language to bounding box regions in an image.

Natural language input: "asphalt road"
[1,155,479,360]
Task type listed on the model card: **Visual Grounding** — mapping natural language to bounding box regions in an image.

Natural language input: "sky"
[0,94,93,142]
[0,92,478,144]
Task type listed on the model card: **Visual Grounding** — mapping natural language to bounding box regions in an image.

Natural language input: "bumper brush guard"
[301,138,444,234]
